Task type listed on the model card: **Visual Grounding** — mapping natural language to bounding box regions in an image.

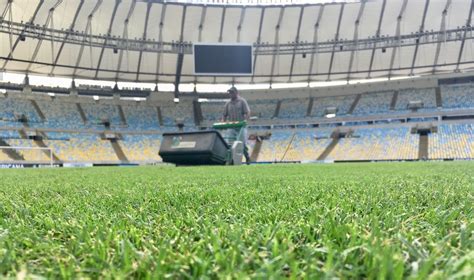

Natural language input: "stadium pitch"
[0,162,472,278]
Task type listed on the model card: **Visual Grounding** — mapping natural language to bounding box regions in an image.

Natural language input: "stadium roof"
[0,0,473,85]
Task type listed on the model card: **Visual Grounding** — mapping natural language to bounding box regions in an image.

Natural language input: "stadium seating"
[0,132,164,164]
[258,127,419,162]
[311,95,355,117]
[396,88,437,111]
[0,97,42,123]
[4,139,52,162]
[281,130,333,161]
[248,99,278,119]
[353,91,393,115]
[429,123,474,159]
[203,99,279,120]
[81,103,122,125]
[200,102,225,122]
[327,127,419,161]
[36,100,85,129]
[160,103,195,126]
[44,134,118,162]
[441,83,474,109]
[122,104,160,130]
[258,131,294,162]
[119,134,162,162]
[0,151,11,162]
[257,129,332,162]
[44,132,71,140]
[0,83,473,164]
[278,98,309,119]
[0,130,19,139]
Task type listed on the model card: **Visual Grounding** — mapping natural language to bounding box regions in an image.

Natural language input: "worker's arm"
[243,111,251,121]
[242,99,251,121]
[222,102,228,122]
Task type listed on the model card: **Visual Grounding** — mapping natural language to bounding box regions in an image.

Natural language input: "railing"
[160,0,361,6]
[1,19,472,55]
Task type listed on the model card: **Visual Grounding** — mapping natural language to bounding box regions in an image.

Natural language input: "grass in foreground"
[0,162,473,278]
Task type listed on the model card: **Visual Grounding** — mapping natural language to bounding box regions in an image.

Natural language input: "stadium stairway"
[34,135,62,163]
[76,103,88,123]
[317,133,340,161]
[390,91,399,111]
[273,101,282,118]
[435,87,442,108]
[157,107,164,126]
[30,100,46,121]
[118,105,127,125]
[348,94,362,114]
[419,134,429,160]
[0,138,25,161]
[18,129,28,139]
[193,100,203,126]
[250,137,263,162]
[111,138,129,163]
[306,97,314,117]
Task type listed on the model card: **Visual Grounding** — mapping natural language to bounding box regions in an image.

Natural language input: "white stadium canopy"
[0,0,473,85]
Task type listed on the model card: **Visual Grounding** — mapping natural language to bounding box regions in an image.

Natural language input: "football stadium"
[0,0,473,278]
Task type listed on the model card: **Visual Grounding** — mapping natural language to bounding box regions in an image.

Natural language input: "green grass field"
[0,162,473,279]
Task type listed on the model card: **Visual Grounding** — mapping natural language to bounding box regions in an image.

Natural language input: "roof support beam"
[174,53,184,95]
[155,4,167,83]
[26,0,64,72]
[455,0,474,72]
[94,0,121,79]
[50,11,56,68]
[409,0,431,76]
[174,5,187,95]
[198,6,207,42]
[432,0,452,74]
[214,7,227,84]
[3,1,14,62]
[50,0,84,75]
[347,1,366,81]
[1,0,45,71]
[218,7,227,43]
[136,1,152,81]
[0,0,11,19]
[269,7,285,85]
[193,6,207,86]
[388,0,409,79]
[1,0,13,55]
[307,6,325,84]
[250,8,266,84]
[115,0,137,81]
[327,3,345,81]
[73,0,103,78]
[233,7,247,85]
[367,0,386,78]
[236,7,246,43]
[288,6,305,82]
[5,19,467,56]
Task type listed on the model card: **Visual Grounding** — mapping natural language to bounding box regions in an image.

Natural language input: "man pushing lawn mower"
[159,86,252,166]
[222,86,251,164]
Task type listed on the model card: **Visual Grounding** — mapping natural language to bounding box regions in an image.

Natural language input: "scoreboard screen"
[193,44,253,75]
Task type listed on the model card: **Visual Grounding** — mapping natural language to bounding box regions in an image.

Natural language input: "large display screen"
[194,44,253,75]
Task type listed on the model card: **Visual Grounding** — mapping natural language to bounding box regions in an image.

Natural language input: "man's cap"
[227,86,238,94]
